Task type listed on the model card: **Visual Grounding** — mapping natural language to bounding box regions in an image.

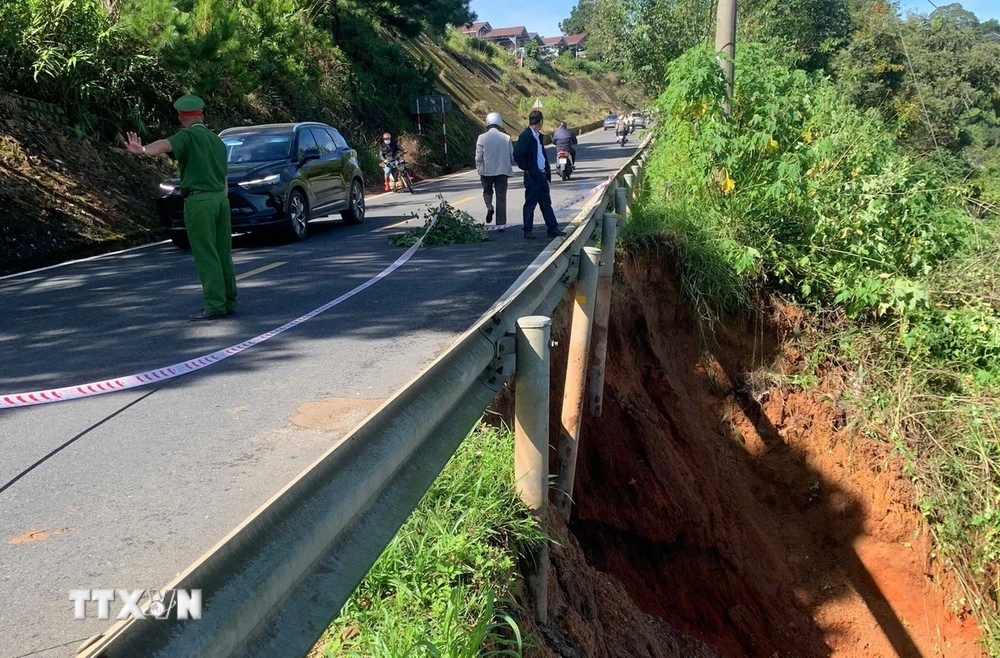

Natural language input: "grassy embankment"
[629,44,1000,651]
[313,424,543,658]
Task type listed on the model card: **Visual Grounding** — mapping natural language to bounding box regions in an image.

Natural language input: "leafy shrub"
[389,201,489,247]
[553,52,609,76]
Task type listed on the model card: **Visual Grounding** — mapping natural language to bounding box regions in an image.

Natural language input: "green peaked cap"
[173,95,205,112]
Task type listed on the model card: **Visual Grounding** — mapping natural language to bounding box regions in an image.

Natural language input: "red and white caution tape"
[0,208,443,411]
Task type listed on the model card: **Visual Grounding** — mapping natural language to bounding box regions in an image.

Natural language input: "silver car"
[603,114,619,130]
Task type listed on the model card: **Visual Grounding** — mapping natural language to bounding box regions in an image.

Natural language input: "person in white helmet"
[475,111,515,230]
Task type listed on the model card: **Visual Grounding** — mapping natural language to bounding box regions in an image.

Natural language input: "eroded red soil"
[551,254,982,657]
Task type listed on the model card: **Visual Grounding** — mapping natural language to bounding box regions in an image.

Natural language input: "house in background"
[460,21,492,38]
[481,26,531,52]
[541,36,567,57]
[564,33,588,58]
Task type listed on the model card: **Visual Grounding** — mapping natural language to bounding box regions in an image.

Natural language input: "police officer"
[126,95,236,321]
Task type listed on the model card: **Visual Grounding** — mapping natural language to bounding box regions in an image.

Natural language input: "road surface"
[0,127,641,657]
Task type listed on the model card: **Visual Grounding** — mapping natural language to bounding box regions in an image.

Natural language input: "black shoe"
[190,309,226,321]
[497,227,506,233]
[548,229,568,237]
[485,208,494,224]
[524,232,536,240]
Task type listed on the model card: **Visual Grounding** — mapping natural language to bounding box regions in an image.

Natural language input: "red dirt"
[519,508,720,658]
[549,253,983,657]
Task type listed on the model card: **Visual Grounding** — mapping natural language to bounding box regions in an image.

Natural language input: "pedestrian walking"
[475,112,514,231]
[126,95,236,321]
[513,110,567,240]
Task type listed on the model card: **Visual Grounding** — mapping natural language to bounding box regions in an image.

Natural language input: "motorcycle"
[386,157,414,193]
[616,129,629,147]
[556,149,574,181]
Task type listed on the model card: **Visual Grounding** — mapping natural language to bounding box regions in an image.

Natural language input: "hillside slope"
[0,39,637,274]
[402,35,643,175]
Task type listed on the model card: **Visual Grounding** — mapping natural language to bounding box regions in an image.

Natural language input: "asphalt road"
[0,127,641,658]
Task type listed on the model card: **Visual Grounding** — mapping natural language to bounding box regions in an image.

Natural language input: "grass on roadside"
[314,423,543,658]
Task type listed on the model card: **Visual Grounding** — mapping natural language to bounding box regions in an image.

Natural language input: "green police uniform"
[168,95,236,316]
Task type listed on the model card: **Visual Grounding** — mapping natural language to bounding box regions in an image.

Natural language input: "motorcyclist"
[379,132,404,191]
[551,121,578,165]
[615,115,629,141]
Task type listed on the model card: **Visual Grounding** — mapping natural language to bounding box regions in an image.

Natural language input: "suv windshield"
[222,132,293,164]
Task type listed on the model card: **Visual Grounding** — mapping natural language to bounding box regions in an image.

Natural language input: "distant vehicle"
[603,114,619,130]
[556,148,574,181]
[631,111,646,129]
[158,122,366,248]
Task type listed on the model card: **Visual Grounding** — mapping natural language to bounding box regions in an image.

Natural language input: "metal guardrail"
[77,135,653,658]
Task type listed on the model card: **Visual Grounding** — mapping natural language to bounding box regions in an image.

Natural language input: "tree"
[586,0,713,94]
[738,0,852,71]
[322,0,474,39]
[525,39,539,59]
[560,0,594,35]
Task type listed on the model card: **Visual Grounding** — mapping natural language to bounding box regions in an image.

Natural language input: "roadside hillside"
[0,39,639,275]
[0,98,172,274]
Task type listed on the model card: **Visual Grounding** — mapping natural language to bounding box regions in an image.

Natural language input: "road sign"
[410,95,452,115]
[532,98,543,109]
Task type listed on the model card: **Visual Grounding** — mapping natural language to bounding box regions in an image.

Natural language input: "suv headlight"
[239,173,281,190]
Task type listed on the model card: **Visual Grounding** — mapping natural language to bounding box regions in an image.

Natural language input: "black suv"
[158,122,366,248]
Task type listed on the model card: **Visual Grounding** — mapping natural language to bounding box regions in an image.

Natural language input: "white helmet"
[485,112,502,127]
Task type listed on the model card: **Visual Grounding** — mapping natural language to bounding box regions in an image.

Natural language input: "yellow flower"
[721,175,736,194]
[851,168,859,178]
[766,137,779,152]
[801,127,814,143]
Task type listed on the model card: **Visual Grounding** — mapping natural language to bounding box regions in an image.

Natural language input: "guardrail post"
[615,182,628,228]
[554,246,601,520]
[588,214,618,417]
[514,315,551,623]
[623,172,636,199]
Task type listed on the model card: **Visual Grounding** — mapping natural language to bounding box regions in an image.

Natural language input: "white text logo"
[69,589,202,620]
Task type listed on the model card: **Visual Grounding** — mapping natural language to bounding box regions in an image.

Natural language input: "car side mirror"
[299,147,320,165]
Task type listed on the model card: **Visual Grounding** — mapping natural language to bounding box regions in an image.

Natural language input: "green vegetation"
[630,41,1000,649]
[428,31,639,129]
[0,0,472,166]
[833,1,1000,204]
[389,201,489,247]
[317,424,542,657]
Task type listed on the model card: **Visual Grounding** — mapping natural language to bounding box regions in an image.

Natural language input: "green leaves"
[389,201,489,248]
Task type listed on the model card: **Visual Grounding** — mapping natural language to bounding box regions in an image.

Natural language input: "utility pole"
[714,0,737,113]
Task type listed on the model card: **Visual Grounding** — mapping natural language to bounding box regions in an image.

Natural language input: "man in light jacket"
[476,112,514,230]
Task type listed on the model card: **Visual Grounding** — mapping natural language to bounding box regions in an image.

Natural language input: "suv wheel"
[341,180,365,224]
[283,189,309,241]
